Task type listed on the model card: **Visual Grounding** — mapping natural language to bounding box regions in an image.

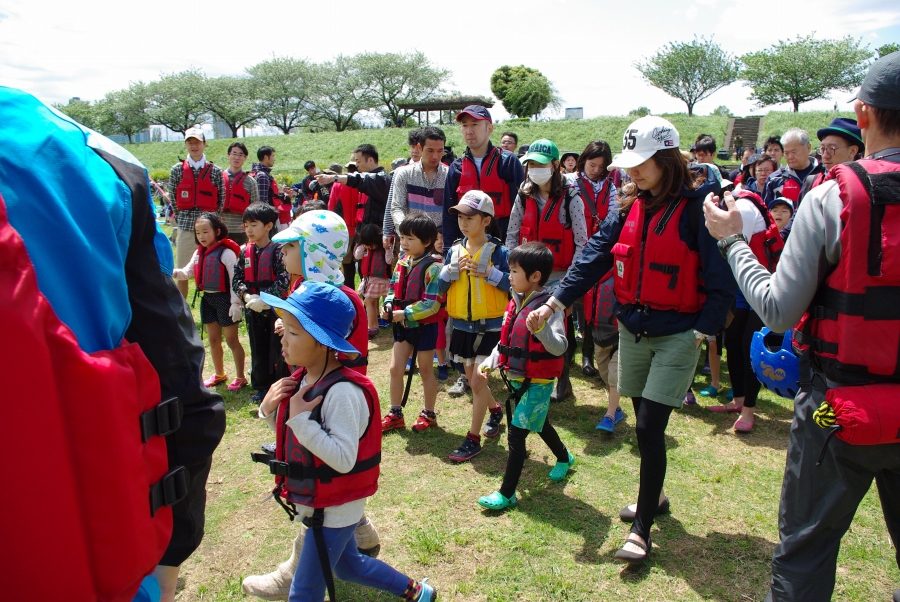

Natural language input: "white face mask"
[528,166,552,185]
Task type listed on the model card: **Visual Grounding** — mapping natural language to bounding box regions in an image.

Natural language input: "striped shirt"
[383,161,448,238]
[385,253,442,326]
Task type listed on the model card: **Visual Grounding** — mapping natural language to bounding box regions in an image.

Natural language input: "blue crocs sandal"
[416,578,437,602]
[478,491,518,510]
[698,385,724,397]
[596,407,625,432]
[549,451,576,481]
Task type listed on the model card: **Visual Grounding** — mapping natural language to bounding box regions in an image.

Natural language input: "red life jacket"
[734,190,784,272]
[498,290,565,379]
[222,170,250,215]
[244,241,280,295]
[612,197,705,314]
[575,176,613,237]
[252,169,291,224]
[194,239,241,293]
[392,255,447,325]
[518,186,578,271]
[273,367,381,509]
[359,247,390,279]
[457,147,512,219]
[584,269,616,328]
[793,160,900,385]
[175,160,219,211]
[1,194,182,601]
[289,279,369,374]
[329,182,360,238]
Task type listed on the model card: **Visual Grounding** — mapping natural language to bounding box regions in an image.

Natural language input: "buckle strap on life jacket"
[139,397,182,442]
[304,507,337,602]
[497,344,558,361]
[149,466,189,517]
[649,262,680,290]
[653,197,682,235]
[815,286,900,321]
[250,451,382,483]
[499,370,531,426]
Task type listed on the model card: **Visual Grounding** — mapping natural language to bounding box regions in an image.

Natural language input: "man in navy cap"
[442,105,524,245]
[802,117,866,194]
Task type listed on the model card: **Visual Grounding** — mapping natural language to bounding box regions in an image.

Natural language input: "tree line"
[635,36,897,116]
[56,51,451,142]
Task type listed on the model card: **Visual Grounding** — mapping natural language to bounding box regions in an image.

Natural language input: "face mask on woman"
[528,167,552,186]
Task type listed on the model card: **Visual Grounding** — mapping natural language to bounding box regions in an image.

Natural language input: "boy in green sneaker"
[474,242,575,510]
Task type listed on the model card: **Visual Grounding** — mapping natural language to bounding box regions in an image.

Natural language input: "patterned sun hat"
[272,210,349,286]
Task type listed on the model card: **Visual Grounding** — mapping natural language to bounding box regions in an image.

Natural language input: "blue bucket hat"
[261,282,359,358]
[816,117,865,154]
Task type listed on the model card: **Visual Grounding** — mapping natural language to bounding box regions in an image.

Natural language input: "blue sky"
[1,0,898,121]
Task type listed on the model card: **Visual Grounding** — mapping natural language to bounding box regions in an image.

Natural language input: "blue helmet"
[750,328,799,399]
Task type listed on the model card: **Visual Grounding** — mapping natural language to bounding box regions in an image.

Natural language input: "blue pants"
[290,522,412,602]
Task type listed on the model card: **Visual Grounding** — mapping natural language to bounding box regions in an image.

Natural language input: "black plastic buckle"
[149,466,188,517]
[140,397,182,443]
[268,460,292,477]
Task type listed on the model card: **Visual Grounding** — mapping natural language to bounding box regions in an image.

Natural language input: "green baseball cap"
[521,139,559,164]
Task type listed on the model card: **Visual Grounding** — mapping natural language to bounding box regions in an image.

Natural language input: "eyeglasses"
[817,145,850,156]
[755,166,774,175]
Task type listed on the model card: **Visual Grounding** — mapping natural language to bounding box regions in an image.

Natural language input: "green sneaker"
[478,490,518,510]
[549,451,576,482]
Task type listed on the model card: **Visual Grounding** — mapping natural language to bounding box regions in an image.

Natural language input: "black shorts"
[393,322,438,351]
[448,329,501,360]
[199,291,238,327]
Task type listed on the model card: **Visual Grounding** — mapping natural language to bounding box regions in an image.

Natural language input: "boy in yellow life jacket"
[437,191,511,462]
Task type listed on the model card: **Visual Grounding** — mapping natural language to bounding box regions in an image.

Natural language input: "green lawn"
[128,109,848,187]
[171,264,898,601]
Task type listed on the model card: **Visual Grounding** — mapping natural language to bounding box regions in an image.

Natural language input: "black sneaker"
[483,410,503,438]
[448,436,482,462]
[260,441,276,455]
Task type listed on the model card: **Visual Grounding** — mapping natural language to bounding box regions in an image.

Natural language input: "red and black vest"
[273,367,381,509]
[584,269,616,328]
[519,186,578,272]
[734,190,784,272]
[1,193,184,601]
[575,176,613,237]
[244,242,280,295]
[498,291,565,379]
[176,161,219,211]
[613,197,705,314]
[253,169,291,224]
[793,160,900,385]
[222,170,250,215]
[457,147,512,219]
[288,278,369,374]
[194,239,241,293]
[359,247,391,280]
[392,255,447,325]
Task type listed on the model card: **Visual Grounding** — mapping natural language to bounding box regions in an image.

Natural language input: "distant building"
[565,107,584,120]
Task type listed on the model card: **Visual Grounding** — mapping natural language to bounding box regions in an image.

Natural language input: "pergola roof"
[397,96,494,112]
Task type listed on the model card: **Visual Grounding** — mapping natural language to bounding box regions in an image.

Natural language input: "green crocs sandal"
[478,491,518,510]
[549,451,576,482]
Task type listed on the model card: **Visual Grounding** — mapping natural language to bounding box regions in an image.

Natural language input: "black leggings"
[725,307,764,407]
[631,396,674,541]
[500,420,569,498]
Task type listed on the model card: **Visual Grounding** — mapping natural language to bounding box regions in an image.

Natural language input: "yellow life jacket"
[446,240,508,322]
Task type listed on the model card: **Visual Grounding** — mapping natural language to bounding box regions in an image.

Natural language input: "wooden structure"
[398,96,494,126]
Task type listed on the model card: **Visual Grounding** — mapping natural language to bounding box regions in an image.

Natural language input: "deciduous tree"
[247,56,315,134]
[308,55,378,132]
[95,82,151,143]
[147,69,208,134]
[356,51,450,127]
[490,65,560,118]
[201,75,260,138]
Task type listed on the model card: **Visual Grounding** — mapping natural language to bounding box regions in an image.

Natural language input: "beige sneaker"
[354,516,381,557]
[241,525,305,600]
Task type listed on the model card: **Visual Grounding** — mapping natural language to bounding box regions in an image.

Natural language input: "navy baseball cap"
[261,282,359,358]
[768,197,794,216]
[456,105,492,123]
[817,117,865,153]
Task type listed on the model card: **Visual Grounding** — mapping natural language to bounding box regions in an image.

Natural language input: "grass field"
[127,110,855,185]
[168,242,898,601]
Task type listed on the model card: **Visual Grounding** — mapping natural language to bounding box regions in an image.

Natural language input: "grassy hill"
[126,110,856,184]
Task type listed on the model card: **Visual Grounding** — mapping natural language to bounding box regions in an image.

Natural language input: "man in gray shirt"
[703,51,900,602]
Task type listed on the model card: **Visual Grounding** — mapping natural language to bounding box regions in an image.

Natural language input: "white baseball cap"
[184,127,206,142]
[609,116,680,170]
[449,190,494,217]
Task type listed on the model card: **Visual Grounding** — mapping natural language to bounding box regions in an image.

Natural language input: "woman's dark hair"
[227,142,248,156]
[520,159,565,201]
[508,241,553,286]
[753,154,778,178]
[241,202,279,227]
[194,212,228,244]
[575,140,613,179]
[398,213,437,253]
[617,148,701,213]
[299,200,327,214]
[356,223,382,247]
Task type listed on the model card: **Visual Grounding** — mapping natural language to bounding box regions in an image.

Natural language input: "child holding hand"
[475,242,575,510]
